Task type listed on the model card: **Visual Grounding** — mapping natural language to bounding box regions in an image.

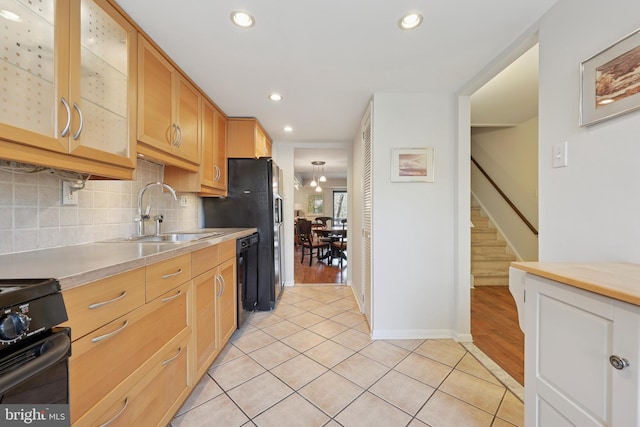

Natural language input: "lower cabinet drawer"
[69,282,189,423]
[146,253,191,302]
[90,334,190,427]
[61,268,146,340]
[218,239,235,262]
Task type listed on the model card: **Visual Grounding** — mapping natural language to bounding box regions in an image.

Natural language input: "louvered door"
[362,104,373,328]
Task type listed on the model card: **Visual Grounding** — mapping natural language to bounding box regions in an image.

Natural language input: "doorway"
[293,147,348,285]
[468,44,540,386]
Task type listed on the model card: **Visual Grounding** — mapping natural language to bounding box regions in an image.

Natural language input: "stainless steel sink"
[112,231,223,243]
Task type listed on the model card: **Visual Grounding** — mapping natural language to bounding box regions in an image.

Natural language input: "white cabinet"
[521,273,640,427]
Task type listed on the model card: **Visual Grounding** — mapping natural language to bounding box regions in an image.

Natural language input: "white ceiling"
[294,148,349,183]
[115,0,550,177]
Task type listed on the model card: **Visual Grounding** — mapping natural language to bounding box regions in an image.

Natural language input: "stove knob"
[0,313,31,340]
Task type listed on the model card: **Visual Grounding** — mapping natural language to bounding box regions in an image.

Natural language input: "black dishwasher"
[237,233,259,328]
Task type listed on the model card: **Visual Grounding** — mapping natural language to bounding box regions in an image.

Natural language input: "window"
[333,191,347,220]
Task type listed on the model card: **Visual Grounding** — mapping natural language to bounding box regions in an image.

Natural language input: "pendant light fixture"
[310,163,317,187]
[310,161,326,192]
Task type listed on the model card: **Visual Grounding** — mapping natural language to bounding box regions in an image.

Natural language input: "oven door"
[0,328,71,404]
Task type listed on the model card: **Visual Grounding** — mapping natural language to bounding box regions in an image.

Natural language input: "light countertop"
[0,228,257,290]
[511,262,640,306]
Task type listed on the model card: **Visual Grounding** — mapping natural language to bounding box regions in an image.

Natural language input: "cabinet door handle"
[91,320,129,343]
[161,290,182,303]
[215,274,224,298]
[215,165,221,182]
[161,346,183,366]
[162,268,183,280]
[60,97,71,137]
[72,102,83,140]
[88,291,127,310]
[171,123,179,146]
[610,355,630,370]
[99,397,128,427]
[176,125,183,148]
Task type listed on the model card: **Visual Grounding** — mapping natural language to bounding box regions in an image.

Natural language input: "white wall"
[472,118,538,228]
[0,160,201,254]
[538,0,640,261]
[294,178,347,222]
[370,93,457,339]
[471,118,539,260]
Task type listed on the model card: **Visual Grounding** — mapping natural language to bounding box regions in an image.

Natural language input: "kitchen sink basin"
[112,231,224,243]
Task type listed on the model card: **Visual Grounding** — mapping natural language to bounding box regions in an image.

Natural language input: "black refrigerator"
[203,158,284,311]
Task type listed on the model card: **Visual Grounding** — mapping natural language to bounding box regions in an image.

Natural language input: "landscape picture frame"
[580,27,640,126]
[391,148,434,183]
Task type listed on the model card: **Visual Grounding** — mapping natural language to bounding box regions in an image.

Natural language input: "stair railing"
[471,156,538,236]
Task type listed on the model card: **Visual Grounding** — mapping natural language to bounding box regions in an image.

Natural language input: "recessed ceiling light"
[399,13,423,30]
[0,9,21,22]
[269,93,283,102]
[284,126,293,132]
[231,11,254,28]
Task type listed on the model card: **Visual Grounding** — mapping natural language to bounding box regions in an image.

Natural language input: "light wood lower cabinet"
[90,332,191,427]
[65,240,238,426]
[60,268,145,341]
[146,253,191,302]
[217,257,237,346]
[69,282,189,426]
[191,240,237,380]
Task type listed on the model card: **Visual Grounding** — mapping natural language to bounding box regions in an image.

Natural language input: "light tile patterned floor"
[171,285,523,427]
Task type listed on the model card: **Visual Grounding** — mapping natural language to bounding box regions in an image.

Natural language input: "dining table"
[314,226,347,262]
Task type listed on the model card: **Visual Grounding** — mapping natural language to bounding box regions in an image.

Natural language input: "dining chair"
[314,216,332,228]
[330,219,347,268]
[299,219,329,266]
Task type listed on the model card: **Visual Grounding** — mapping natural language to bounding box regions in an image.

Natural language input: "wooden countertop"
[511,262,640,306]
[0,228,257,290]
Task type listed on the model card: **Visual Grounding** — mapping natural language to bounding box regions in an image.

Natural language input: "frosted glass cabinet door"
[69,0,136,168]
[0,0,136,173]
[0,0,66,153]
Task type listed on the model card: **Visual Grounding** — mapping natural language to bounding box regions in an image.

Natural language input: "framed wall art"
[580,27,640,126]
[307,194,323,214]
[391,148,434,183]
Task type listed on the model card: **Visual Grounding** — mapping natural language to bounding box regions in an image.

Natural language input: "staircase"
[471,206,515,286]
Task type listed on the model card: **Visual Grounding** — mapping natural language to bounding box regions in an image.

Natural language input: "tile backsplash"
[0,160,202,255]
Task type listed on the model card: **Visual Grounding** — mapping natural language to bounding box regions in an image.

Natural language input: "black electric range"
[0,278,71,404]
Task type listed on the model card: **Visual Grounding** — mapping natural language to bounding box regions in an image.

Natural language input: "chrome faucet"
[136,182,178,236]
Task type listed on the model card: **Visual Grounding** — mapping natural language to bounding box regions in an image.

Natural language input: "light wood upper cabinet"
[0,0,137,179]
[227,118,272,159]
[137,35,200,171]
[165,98,228,196]
[209,101,228,192]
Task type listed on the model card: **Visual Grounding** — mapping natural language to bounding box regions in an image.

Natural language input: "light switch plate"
[552,141,568,168]
[62,181,78,205]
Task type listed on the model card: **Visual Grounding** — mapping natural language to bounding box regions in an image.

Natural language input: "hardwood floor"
[471,286,524,385]
[293,244,524,385]
[294,245,347,284]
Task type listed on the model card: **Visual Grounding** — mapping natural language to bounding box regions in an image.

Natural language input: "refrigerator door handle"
[276,197,284,224]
